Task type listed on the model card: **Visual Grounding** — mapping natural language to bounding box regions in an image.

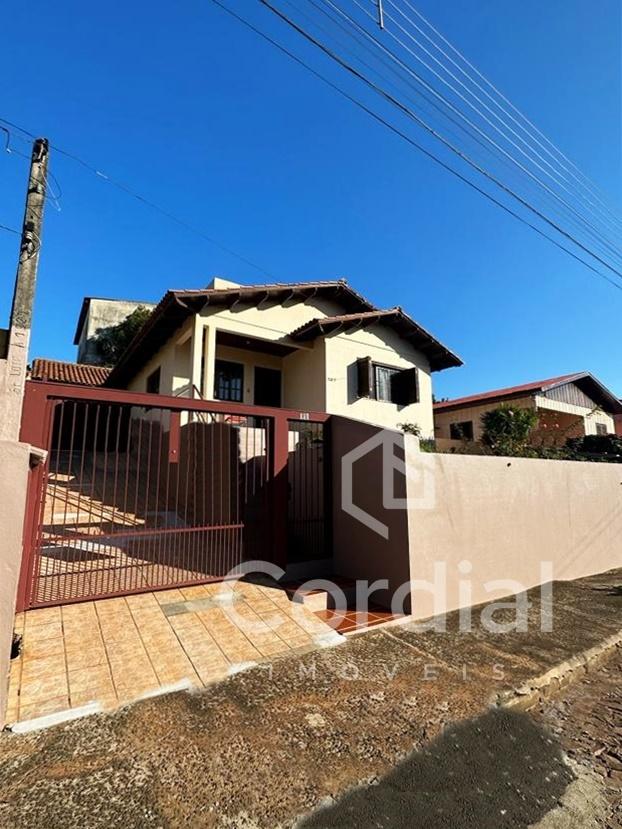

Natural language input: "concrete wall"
[330,417,411,609]
[331,414,622,620]
[0,441,31,727]
[77,298,156,365]
[406,451,622,620]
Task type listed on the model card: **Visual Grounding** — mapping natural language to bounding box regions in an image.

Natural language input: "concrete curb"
[496,629,622,712]
[8,702,102,734]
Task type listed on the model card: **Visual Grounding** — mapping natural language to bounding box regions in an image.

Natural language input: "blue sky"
[0,0,620,399]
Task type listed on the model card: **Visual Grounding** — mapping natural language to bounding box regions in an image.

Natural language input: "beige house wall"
[282,341,327,413]
[324,327,433,433]
[126,318,194,396]
[0,440,31,727]
[406,451,622,620]
[122,295,436,430]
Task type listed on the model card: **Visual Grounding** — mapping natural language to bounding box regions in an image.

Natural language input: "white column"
[191,320,216,400]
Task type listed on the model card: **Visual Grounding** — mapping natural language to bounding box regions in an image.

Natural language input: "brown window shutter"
[356,356,373,398]
[391,367,419,405]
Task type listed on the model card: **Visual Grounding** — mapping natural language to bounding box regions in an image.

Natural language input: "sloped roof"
[290,308,462,371]
[31,358,111,386]
[106,279,460,386]
[434,372,622,414]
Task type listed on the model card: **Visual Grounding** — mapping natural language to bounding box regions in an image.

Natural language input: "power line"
[381,0,622,236]
[388,0,622,226]
[255,0,622,283]
[0,117,274,279]
[323,0,622,267]
[307,0,622,269]
[0,223,20,236]
[208,0,622,292]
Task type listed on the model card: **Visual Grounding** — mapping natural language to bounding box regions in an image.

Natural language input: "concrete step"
[283,577,357,612]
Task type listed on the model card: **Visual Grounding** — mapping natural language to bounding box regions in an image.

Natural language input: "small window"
[450,421,474,441]
[356,357,419,405]
[595,423,608,436]
[374,364,401,402]
[146,367,161,394]
[214,359,244,402]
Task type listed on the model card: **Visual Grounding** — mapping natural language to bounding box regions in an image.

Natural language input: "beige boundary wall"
[331,417,622,619]
[0,440,31,726]
[406,451,622,619]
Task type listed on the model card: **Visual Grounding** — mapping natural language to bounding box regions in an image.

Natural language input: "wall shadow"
[299,708,573,829]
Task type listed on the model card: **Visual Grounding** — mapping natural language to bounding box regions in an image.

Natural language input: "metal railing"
[17,381,330,609]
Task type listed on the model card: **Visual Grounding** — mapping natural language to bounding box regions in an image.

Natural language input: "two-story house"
[66,277,461,435]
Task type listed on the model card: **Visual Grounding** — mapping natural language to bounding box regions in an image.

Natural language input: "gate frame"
[16,380,331,611]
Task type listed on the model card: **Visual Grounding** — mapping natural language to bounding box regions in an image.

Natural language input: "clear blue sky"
[0,0,620,399]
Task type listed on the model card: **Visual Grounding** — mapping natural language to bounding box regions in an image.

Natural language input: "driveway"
[0,568,620,828]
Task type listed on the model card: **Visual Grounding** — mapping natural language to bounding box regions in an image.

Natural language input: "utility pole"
[0,138,48,442]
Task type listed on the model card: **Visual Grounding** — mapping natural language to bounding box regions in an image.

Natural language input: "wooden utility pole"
[0,138,48,442]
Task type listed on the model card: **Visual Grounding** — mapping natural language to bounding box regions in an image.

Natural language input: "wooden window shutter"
[391,367,419,405]
[356,356,373,398]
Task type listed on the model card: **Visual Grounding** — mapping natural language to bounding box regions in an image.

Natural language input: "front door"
[254,367,282,407]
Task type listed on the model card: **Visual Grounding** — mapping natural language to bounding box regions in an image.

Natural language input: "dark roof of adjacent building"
[434,372,622,415]
[31,358,111,387]
[290,308,462,371]
[105,279,461,387]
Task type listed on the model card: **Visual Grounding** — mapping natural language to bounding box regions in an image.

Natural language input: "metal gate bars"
[16,382,330,610]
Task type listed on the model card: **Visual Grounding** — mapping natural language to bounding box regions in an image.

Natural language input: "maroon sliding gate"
[17,382,330,610]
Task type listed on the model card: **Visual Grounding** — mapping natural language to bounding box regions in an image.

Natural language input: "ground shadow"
[299,708,573,829]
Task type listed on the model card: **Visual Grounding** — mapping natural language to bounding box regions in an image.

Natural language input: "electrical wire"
[387,0,622,224]
[208,0,622,292]
[0,117,274,278]
[323,0,622,266]
[256,0,622,283]
[380,0,622,235]
[306,0,622,268]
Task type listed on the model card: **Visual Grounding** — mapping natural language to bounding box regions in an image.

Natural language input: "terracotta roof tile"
[290,308,463,371]
[31,358,111,386]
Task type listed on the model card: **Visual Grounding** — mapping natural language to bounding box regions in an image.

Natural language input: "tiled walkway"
[7,580,335,725]
[315,603,404,635]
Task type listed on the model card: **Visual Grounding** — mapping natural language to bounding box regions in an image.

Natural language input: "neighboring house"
[74,297,156,364]
[434,373,622,446]
[30,358,110,386]
[67,278,461,434]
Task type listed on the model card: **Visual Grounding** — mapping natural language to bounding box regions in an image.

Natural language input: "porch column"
[191,320,216,401]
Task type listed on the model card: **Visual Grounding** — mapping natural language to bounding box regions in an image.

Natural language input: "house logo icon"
[341,431,436,539]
